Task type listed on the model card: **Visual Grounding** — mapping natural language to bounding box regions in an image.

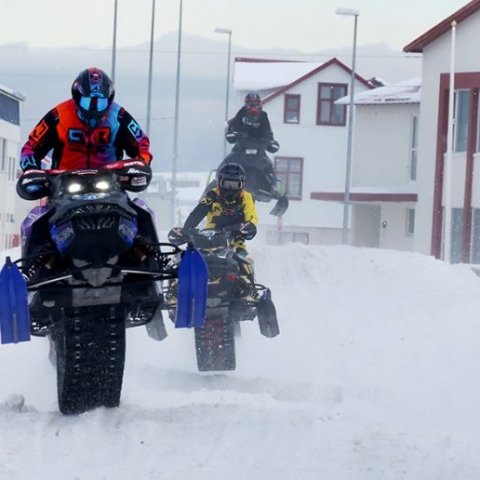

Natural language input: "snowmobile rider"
[171,162,258,290]
[225,92,279,154]
[17,67,152,200]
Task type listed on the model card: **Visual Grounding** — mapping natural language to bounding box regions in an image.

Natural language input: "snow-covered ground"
[1,243,480,479]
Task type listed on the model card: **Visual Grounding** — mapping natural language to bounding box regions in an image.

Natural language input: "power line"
[0,44,421,59]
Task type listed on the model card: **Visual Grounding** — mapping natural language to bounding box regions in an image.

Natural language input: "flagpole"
[171,0,183,226]
[111,0,118,83]
[443,20,456,263]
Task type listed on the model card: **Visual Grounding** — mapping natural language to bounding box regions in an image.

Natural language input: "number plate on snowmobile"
[245,148,258,155]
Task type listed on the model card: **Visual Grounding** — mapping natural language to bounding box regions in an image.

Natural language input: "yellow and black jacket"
[184,187,258,239]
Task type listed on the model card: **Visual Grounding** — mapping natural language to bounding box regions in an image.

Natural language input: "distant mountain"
[0,34,421,172]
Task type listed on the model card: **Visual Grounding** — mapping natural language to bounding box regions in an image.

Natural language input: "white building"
[404,0,480,263]
[232,57,373,245]
[0,83,25,250]
[329,78,421,250]
[140,172,210,233]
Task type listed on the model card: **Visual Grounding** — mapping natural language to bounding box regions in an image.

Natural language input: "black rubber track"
[194,313,235,372]
[54,308,126,415]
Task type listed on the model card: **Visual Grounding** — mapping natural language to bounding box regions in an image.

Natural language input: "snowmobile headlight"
[94,180,111,191]
[66,181,85,194]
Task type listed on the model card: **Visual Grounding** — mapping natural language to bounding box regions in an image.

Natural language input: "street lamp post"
[443,21,457,263]
[335,7,359,245]
[214,27,232,158]
[111,0,118,83]
[171,0,183,226]
[146,0,156,137]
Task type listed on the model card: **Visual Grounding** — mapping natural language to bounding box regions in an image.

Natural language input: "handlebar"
[169,224,248,246]
[44,160,134,177]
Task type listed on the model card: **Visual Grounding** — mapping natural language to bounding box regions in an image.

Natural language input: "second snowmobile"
[166,225,279,372]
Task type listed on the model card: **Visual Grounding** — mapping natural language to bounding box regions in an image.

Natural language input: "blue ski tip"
[0,257,31,344]
[175,247,208,329]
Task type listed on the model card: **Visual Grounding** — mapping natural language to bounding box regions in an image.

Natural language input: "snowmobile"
[166,225,279,372]
[0,165,207,415]
[206,132,289,217]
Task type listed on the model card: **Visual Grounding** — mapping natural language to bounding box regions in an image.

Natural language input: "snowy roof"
[336,77,421,105]
[0,83,25,102]
[234,57,373,106]
[233,60,324,91]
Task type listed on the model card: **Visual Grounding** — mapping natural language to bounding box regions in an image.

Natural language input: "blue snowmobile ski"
[0,257,31,344]
[175,243,208,329]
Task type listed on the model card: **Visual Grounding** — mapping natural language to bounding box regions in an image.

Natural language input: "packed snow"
[1,242,480,479]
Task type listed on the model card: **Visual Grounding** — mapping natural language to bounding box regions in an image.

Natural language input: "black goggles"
[246,102,261,112]
[219,179,243,190]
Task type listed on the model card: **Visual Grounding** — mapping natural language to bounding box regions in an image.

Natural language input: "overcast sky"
[0,0,469,53]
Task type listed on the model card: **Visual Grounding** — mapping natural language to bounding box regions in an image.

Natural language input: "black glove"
[266,140,280,153]
[225,132,238,144]
[239,221,257,240]
[117,159,152,192]
[16,169,51,200]
[168,227,188,246]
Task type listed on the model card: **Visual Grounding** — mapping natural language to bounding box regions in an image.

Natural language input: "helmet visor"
[220,179,243,190]
[79,96,109,112]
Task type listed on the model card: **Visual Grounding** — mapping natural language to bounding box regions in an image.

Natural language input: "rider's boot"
[235,247,257,302]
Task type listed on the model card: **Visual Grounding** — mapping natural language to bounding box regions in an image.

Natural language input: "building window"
[445,207,464,264]
[176,180,201,188]
[284,94,301,124]
[448,208,480,264]
[454,89,470,153]
[410,115,418,181]
[12,234,20,248]
[406,208,415,236]
[317,83,347,126]
[471,209,480,263]
[0,94,20,126]
[0,139,5,172]
[8,156,16,181]
[274,157,303,200]
[266,230,309,245]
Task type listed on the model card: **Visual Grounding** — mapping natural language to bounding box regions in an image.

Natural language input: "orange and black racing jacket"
[20,99,152,171]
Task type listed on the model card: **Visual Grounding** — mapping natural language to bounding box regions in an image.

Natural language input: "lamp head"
[335,7,360,16]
